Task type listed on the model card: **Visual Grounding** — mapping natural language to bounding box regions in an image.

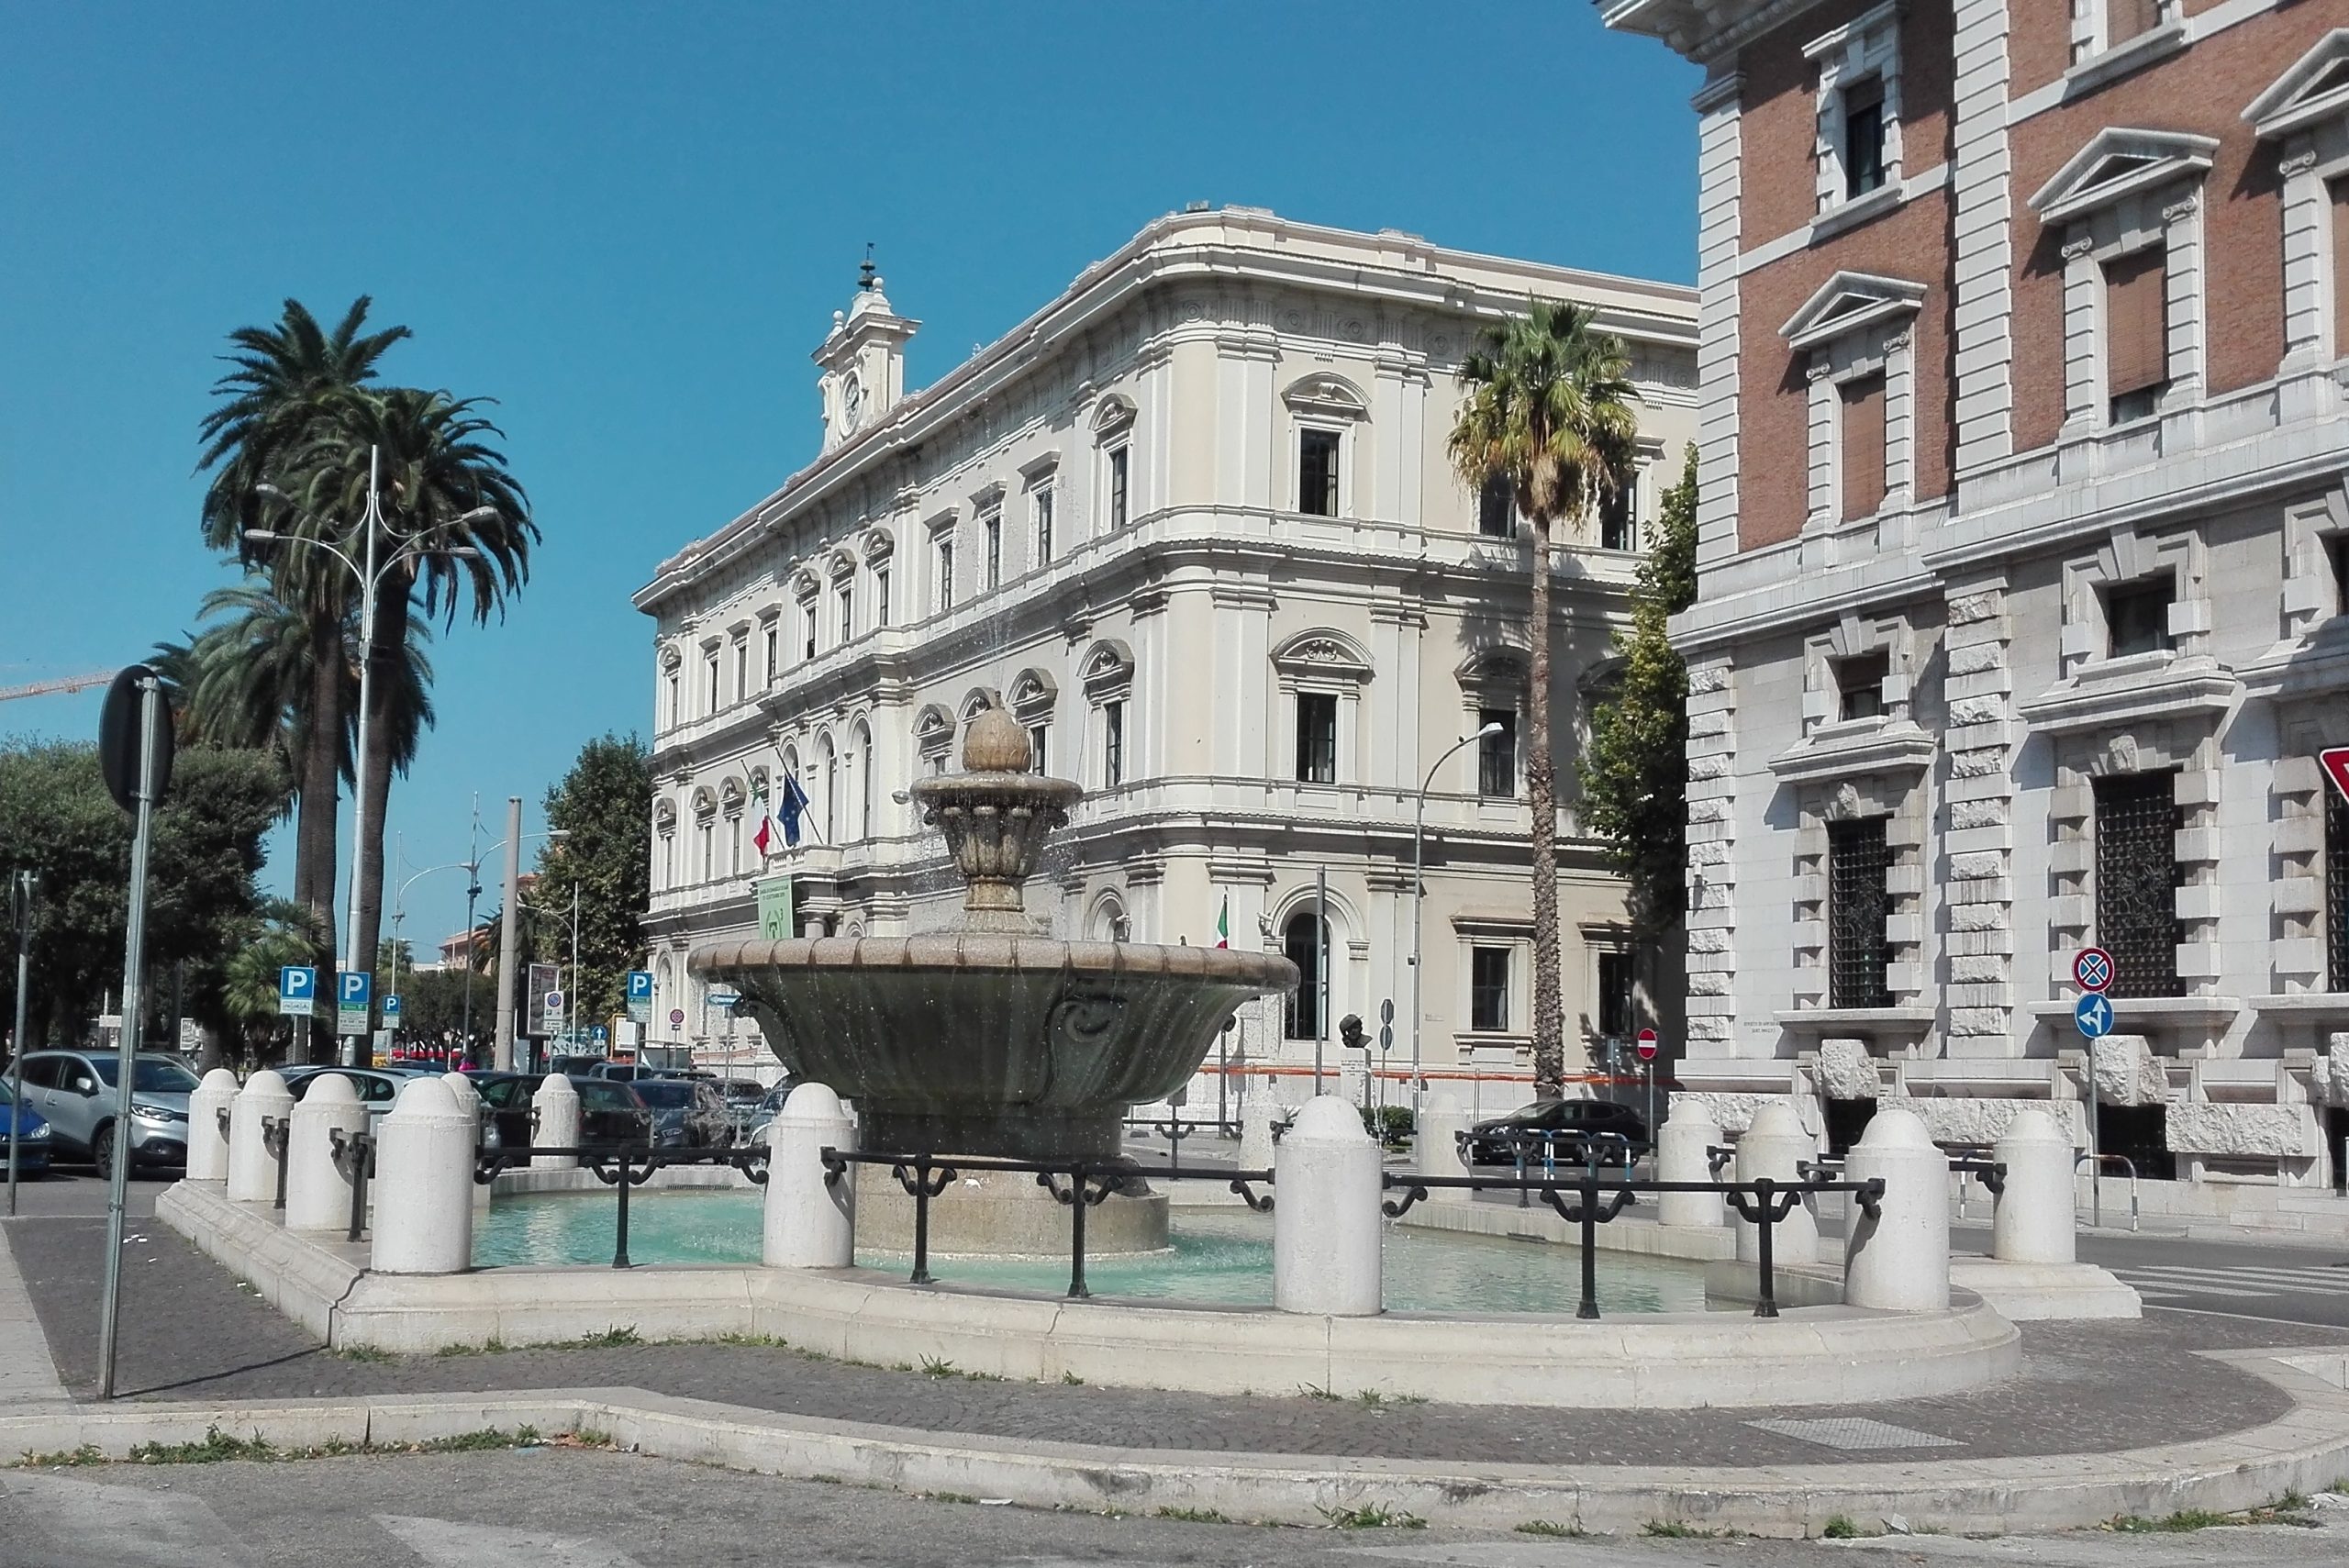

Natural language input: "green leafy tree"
[1448,301,1642,1098]
[1580,446,1698,936]
[218,899,329,1071]
[531,735,653,1025]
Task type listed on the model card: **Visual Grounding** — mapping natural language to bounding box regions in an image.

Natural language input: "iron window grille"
[2094,772,2184,999]
[1827,817,1893,1009]
[1470,947,1510,1032]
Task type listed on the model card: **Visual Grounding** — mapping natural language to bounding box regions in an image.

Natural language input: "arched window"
[818,734,838,842]
[854,722,874,839]
[1283,911,1330,1040]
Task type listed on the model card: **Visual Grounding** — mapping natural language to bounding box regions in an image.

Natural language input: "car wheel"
[91,1122,117,1179]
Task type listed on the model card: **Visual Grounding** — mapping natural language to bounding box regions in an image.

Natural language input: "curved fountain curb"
[6,1351,2347,1538]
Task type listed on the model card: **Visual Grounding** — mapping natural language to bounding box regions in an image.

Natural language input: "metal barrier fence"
[1468,1129,1652,1206]
[2076,1151,2140,1232]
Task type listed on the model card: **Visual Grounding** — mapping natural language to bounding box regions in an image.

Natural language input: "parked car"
[278,1066,485,1145]
[1464,1099,1648,1167]
[471,1073,655,1150]
[740,1081,796,1144]
[13,1051,198,1173]
[0,1081,52,1175]
[628,1077,734,1149]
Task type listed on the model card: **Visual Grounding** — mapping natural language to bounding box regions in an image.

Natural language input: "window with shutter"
[1840,373,1887,521]
[2104,246,2169,421]
[2332,179,2349,359]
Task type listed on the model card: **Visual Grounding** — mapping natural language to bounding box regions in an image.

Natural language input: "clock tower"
[815,252,918,451]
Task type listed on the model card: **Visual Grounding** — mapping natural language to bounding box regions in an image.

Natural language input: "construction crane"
[0,671,114,704]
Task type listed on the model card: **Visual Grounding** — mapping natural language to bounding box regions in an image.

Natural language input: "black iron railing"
[1382,1170,1884,1320]
[1460,1128,1653,1207]
[259,1115,291,1211]
[326,1126,374,1243]
[470,1144,771,1268]
[818,1148,1274,1299]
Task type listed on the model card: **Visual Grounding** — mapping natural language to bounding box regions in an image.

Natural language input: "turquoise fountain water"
[473,1191,1712,1314]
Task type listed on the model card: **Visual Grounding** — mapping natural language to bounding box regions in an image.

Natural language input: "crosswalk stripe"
[2118,1278,2282,1299]
[2119,1266,2349,1295]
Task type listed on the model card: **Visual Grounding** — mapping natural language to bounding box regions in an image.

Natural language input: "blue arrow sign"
[279,966,317,1000]
[2074,992,2115,1040]
[626,971,654,1001]
[337,971,373,1007]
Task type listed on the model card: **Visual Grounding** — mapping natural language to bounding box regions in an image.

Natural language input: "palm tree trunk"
[298,605,342,1062]
[1526,516,1565,1099]
[351,585,410,1024]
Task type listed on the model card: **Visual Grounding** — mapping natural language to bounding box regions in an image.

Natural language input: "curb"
[6,1348,2349,1538]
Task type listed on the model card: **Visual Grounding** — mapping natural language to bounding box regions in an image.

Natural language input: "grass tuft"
[1821,1515,1862,1539]
[1154,1507,1229,1523]
[1060,1370,1085,1385]
[712,1332,788,1348]
[1299,1383,1340,1402]
[333,1344,394,1362]
[16,1444,106,1469]
[1515,1519,1584,1538]
[574,1325,640,1349]
[1318,1503,1426,1530]
[128,1427,275,1465]
[918,1356,958,1378]
[1642,1519,1723,1539]
[2106,1508,2236,1534]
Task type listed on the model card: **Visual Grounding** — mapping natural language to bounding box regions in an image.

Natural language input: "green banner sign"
[757,874,795,940]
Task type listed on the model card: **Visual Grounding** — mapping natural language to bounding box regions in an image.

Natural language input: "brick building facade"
[1604,0,2349,1207]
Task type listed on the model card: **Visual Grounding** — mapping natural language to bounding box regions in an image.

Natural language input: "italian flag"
[1216,894,1230,949]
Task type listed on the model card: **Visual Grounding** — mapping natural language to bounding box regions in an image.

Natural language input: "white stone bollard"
[1239,1097,1278,1175]
[1734,1101,1817,1265]
[1272,1095,1382,1316]
[440,1070,481,1126]
[372,1077,476,1274]
[284,1073,367,1232]
[225,1070,293,1205]
[763,1083,856,1268]
[1842,1106,1950,1311]
[1991,1107,2076,1265]
[186,1067,239,1182]
[531,1075,581,1171]
[1654,1102,1725,1229]
[1416,1091,1471,1205]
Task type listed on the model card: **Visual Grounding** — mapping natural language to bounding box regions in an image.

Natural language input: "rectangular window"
[1478,706,1517,797]
[2104,575,2174,659]
[801,606,816,662]
[659,833,674,889]
[1033,484,1055,562]
[984,514,1002,589]
[1107,446,1130,528]
[1297,428,1341,517]
[1842,77,1887,198]
[2104,245,2170,422]
[874,566,890,628]
[1470,947,1511,1032]
[2095,772,2184,999]
[836,583,853,644]
[1840,372,1887,521]
[763,626,777,684]
[1835,651,1889,722]
[728,814,742,877]
[704,652,719,715]
[1597,950,1635,1040]
[2332,178,2349,359]
[696,819,713,881]
[1598,473,1639,551]
[1102,701,1125,788]
[1295,692,1338,784]
[1477,473,1515,537]
[935,539,955,614]
[2331,786,2349,992]
[1828,817,1893,1009]
[2332,535,2349,617]
[732,639,748,701]
[1028,725,1048,776]
[2110,0,2165,46]
[664,672,679,728]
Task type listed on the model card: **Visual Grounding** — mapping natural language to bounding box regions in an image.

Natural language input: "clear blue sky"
[0,2,1700,960]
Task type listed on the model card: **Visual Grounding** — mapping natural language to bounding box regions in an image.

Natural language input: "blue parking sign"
[278,966,317,1018]
[382,994,402,1018]
[338,971,372,1007]
[625,969,654,1024]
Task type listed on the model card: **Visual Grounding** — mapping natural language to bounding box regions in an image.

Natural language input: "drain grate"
[1746,1417,1961,1451]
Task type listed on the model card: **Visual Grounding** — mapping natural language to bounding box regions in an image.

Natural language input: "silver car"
[14,1051,197,1173]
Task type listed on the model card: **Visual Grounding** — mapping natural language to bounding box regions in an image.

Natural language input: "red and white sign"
[2322,748,2349,806]
[2072,947,2115,995]
[1635,1027,1660,1062]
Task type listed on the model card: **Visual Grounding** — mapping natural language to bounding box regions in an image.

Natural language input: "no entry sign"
[1635,1027,1659,1062]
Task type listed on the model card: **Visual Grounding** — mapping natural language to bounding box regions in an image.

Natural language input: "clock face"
[841,372,865,431]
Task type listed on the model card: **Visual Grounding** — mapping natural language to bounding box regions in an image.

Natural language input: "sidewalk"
[0,1219,68,1408]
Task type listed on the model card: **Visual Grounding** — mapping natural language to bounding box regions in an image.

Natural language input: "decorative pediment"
[1281,373,1371,421]
[914,704,954,752]
[1079,639,1136,697]
[2244,30,2349,140]
[2028,128,2218,225]
[1779,272,1926,351]
[826,546,858,580]
[1271,628,1374,682]
[690,786,718,816]
[1768,720,1938,784]
[651,800,678,828]
[968,478,1008,511]
[788,562,822,599]
[1091,394,1137,436]
[718,776,747,809]
[957,687,1002,723]
[659,642,685,672]
[1008,667,1058,717]
[859,525,895,564]
[1454,645,1529,689]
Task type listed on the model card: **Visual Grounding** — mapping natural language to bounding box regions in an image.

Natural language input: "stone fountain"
[691,706,1297,1255]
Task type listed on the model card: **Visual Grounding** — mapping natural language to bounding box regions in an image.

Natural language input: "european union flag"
[777,773,813,847]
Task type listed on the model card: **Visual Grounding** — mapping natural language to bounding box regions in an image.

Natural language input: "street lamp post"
[248,453,493,1065]
[8,869,38,1218]
[1409,723,1508,1104]
[390,852,472,1056]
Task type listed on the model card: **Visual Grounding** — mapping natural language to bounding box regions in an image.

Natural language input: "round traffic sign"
[2073,947,2115,994]
[2074,992,2115,1040]
[1635,1027,1659,1062]
[668,1007,685,1027]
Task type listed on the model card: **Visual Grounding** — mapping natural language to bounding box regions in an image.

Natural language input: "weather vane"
[858,242,877,292]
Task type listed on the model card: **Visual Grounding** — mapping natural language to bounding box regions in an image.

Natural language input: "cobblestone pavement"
[6,1448,2349,1568]
[7,1189,2342,1469]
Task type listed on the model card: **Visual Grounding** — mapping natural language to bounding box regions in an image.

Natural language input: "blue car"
[0,1081,52,1174]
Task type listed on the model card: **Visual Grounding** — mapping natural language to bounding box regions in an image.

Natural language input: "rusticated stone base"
[852,1164,1170,1258]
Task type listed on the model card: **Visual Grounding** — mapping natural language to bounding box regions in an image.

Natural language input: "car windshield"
[633,1083,695,1108]
[573,1082,638,1111]
[88,1058,200,1093]
[1501,1102,1554,1123]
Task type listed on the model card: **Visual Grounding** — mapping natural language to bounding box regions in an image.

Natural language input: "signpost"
[336,971,373,1039]
[1636,1027,1660,1135]
[9,870,40,1217]
[668,1006,685,1034]
[277,966,317,1017]
[2075,974,2114,1228]
[625,970,654,1025]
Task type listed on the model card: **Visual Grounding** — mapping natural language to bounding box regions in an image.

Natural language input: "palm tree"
[290,386,533,1000]
[1447,301,1641,1098]
[220,898,332,1072]
[196,298,410,967]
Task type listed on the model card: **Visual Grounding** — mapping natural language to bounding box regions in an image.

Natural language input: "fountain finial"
[962,703,1030,773]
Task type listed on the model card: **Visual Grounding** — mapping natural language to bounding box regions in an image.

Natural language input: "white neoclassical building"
[632,208,1696,1103]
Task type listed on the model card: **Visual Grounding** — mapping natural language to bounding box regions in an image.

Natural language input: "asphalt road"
[6,1448,2348,1568]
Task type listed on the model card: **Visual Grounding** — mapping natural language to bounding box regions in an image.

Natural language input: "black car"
[472,1072,654,1150]
[629,1077,734,1149]
[1464,1099,1648,1167]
